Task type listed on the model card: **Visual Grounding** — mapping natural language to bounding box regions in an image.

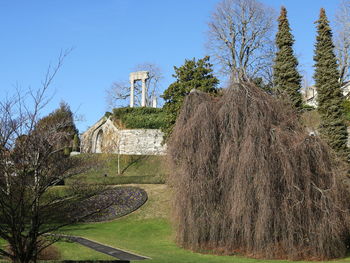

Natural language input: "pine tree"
[161,56,219,140]
[314,8,348,158]
[273,6,302,110]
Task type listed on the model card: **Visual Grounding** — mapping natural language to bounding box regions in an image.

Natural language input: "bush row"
[111,107,166,129]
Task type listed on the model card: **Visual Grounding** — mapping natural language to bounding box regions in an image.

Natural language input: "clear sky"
[0,0,342,132]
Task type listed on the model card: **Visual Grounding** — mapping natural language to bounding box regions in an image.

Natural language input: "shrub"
[300,110,321,132]
[72,134,80,152]
[37,245,61,260]
[112,107,166,129]
[343,99,350,123]
[302,104,316,111]
[63,147,71,156]
[104,111,112,118]
[6,244,60,261]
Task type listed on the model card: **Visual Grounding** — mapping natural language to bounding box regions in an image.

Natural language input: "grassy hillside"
[1,154,349,262]
[65,153,168,185]
[57,184,350,263]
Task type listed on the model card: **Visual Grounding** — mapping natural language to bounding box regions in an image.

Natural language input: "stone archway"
[95,129,103,153]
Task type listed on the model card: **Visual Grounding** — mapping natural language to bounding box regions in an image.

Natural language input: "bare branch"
[105,62,163,110]
[0,49,110,263]
[335,0,350,84]
[207,0,276,82]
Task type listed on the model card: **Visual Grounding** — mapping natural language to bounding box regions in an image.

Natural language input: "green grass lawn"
[65,153,168,185]
[0,239,6,255]
[1,153,349,263]
[54,241,114,261]
[57,184,350,263]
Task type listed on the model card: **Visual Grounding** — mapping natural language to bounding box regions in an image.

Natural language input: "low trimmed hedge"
[112,107,166,129]
[96,175,165,185]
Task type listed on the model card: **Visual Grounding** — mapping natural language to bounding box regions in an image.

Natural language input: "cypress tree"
[314,8,348,158]
[273,6,302,110]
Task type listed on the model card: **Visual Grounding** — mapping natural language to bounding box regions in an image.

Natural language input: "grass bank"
[66,154,168,185]
[57,184,350,263]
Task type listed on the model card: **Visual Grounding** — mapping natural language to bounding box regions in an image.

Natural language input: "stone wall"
[81,117,166,155]
[119,129,165,155]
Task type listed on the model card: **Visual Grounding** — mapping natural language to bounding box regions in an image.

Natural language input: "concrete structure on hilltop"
[129,71,149,108]
[81,71,166,155]
[81,116,166,155]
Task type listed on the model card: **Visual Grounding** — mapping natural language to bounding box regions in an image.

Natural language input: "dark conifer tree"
[273,6,302,110]
[161,56,219,141]
[314,8,348,158]
[36,102,78,152]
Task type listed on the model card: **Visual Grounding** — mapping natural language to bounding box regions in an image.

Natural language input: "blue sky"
[0,0,341,132]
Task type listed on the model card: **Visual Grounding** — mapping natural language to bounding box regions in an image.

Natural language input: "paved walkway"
[57,235,150,261]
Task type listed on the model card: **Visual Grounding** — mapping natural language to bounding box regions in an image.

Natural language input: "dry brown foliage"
[301,110,321,135]
[6,244,60,261]
[36,245,61,260]
[168,82,350,260]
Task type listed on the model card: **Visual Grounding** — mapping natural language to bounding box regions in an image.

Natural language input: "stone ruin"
[81,116,166,155]
[81,71,166,155]
[129,71,157,108]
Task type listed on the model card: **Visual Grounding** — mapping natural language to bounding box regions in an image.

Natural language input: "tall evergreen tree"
[161,56,219,141]
[273,6,302,110]
[314,8,348,158]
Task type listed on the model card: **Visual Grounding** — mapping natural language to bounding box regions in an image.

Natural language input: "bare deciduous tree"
[105,80,130,109]
[0,51,110,263]
[106,62,163,109]
[134,62,162,107]
[207,0,276,83]
[335,0,350,84]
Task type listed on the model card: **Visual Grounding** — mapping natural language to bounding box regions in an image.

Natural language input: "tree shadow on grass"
[58,224,97,233]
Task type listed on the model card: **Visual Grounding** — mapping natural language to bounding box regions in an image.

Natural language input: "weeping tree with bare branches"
[168,82,350,260]
[0,51,110,263]
[207,0,276,83]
